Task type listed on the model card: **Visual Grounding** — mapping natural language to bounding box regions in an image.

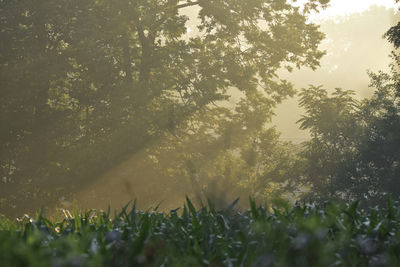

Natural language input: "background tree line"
[294,16,400,204]
[0,0,399,217]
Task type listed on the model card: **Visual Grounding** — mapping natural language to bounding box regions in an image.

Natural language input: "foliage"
[0,0,327,216]
[296,59,400,203]
[297,86,362,201]
[385,0,400,48]
[355,65,400,200]
[287,5,400,204]
[140,105,304,209]
[1,199,400,266]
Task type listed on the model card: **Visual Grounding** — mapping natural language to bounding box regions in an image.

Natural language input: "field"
[1,198,400,267]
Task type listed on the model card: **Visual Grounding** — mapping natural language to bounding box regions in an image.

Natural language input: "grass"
[1,197,400,266]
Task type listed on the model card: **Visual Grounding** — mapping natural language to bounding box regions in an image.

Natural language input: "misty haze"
[1,0,400,266]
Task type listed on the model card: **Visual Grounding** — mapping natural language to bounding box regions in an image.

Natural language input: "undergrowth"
[1,197,400,266]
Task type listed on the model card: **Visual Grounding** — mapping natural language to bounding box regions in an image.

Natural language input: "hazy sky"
[296,0,399,20]
[273,2,399,141]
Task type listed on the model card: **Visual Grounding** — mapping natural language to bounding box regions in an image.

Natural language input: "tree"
[295,18,400,202]
[353,0,400,201]
[297,86,361,201]
[355,67,400,201]
[385,0,400,48]
[0,0,328,216]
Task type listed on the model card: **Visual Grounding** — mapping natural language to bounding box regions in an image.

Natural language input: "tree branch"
[176,1,200,9]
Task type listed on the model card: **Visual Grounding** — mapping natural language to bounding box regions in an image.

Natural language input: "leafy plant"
[1,199,400,266]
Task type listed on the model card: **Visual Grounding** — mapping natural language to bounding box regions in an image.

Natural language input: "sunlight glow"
[295,0,399,21]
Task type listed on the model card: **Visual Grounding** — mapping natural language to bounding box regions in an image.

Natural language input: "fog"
[1,1,399,218]
[73,5,399,212]
[274,5,399,141]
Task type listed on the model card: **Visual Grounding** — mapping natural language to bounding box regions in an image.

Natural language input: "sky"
[296,0,399,20]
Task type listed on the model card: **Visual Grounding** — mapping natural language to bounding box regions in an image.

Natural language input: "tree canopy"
[0,0,328,216]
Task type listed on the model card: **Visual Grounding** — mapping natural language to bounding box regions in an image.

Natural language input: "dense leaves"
[1,199,400,266]
[296,58,400,203]
[297,86,362,200]
[0,0,327,216]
